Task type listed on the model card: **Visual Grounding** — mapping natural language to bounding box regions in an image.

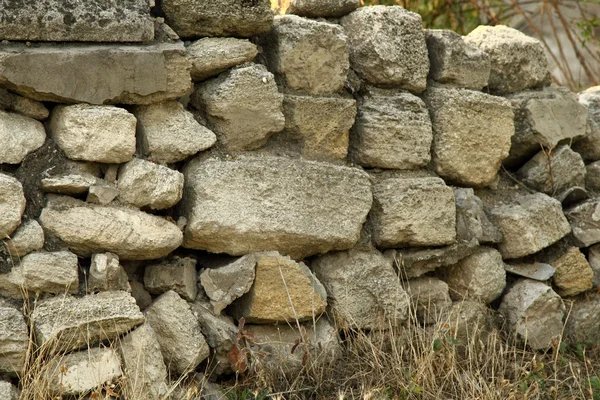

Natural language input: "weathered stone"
[199,254,256,314]
[0,110,46,164]
[504,262,555,281]
[20,251,79,295]
[0,88,49,120]
[230,252,326,324]
[517,145,585,197]
[0,174,25,239]
[350,88,432,169]
[404,277,451,325]
[118,324,169,399]
[162,0,273,39]
[499,279,565,349]
[425,29,490,90]
[564,293,600,344]
[312,249,410,329]
[424,86,514,186]
[187,38,258,82]
[278,94,356,160]
[454,188,502,244]
[565,199,600,247]
[0,268,24,299]
[550,247,593,297]
[88,252,130,293]
[589,244,600,287]
[39,195,183,260]
[192,64,285,152]
[287,0,360,17]
[133,101,216,163]
[0,381,19,399]
[581,86,600,124]
[572,117,600,163]
[504,87,589,167]
[86,183,119,205]
[117,158,184,210]
[145,291,210,375]
[3,220,44,258]
[144,256,197,301]
[587,162,600,192]
[181,156,372,259]
[0,43,192,105]
[32,291,144,352]
[130,280,153,311]
[44,348,122,395]
[40,173,98,195]
[0,301,28,374]
[464,25,549,94]
[261,15,348,95]
[0,0,153,42]
[487,193,571,259]
[440,300,498,347]
[341,6,429,91]
[369,176,456,248]
[441,248,506,304]
[49,104,136,163]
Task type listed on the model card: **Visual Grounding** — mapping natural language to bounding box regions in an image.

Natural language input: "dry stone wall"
[0,0,599,397]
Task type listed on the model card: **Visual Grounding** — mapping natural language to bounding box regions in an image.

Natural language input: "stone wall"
[0,0,599,397]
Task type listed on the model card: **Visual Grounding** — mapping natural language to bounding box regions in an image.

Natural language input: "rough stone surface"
[144,291,210,375]
[0,174,25,239]
[487,193,571,259]
[464,25,549,94]
[564,293,600,344]
[0,301,28,374]
[144,256,197,301]
[230,252,327,323]
[39,195,183,260]
[0,0,153,42]
[44,348,122,395]
[550,247,594,297]
[504,262,555,281]
[341,6,429,91]
[49,104,136,163]
[40,173,98,195]
[0,43,192,105]
[118,324,169,399]
[86,182,119,205]
[369,175,456,248]
[20,251,79,295]
[187,38,258,82]
[0,88,49,120]
[454,188,502,244]
[118,158,184,210]
[181,156,372,259]
[287,0,360,17]
[261,15,349,95]
[586,161,600,192]
[3,220,44,257]
[425,29,490,90]
[517,145,585,196]
[572,117,600,163]
[130,280,153,311]
[312,249,410,329]
[350,88,432,169]
[424,86,514,186]
[588,244,600,287]
[88,252,131,293]
[0,110,46,164]
[199,254,256,314]
[162,0,273,39]
[193,64,285,152]
[441,248,506,304]
[581,86,600,124]
[0,381,19,399]
[565,199,600,247]
[504,87,589,167]
[441,300,498,346]
[31,291,144,352]
[404,277,452,325]
[499,279,565,350]
[133,101,216,163]
[279,93,356,160]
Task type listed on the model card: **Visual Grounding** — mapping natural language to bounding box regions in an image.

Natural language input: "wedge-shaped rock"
[0,88,48,120]
[499,279,565,350]
[424,86,514,186]
[0,110,46,164]
[504,262,555,281]
[181,156,372,259]
[41,173,98,195]
[39,195,183,260]
[133,101,216,163]
[20,251,79,295]
[261,15,349,95]
[403,277,451,325]
[312,249,410,329]
[425,29,490,90]
[0,43,191,105]
[32,291,144,352]
[193,64,284,152]
[0,0,153,42]
[88,252,130,293]
[341,6,429,91]
[230,252,327,323]
[464,25,549,94]
[564,293,600,344]
[145,291,209,375]
[3,220,44,258]
[0,301,28,373]
[162,0,273,39]
[0,173,25,239]
[350,88,431,169]
[187,38,258,82]
[144,256,197,301]
[369,175,456,248]
[565,199,600,247]
[505,87,589,166]
[287,0,360,17]
[487,193,570,259]
[550,247,593,297]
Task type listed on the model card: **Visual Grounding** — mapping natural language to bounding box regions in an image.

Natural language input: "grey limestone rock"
[565,198,600,248]
[287,0,360,17]
[144,256,197,301]
[0,301,28,374]
[564,293,600,344]
[504,262,555,281]
[187,38,258,82]
[20,251,79,295]
[403,277,452,325]
[585,161,600,192]
[3,219,44,258]
[0,110,46,164]
[88,252,131,293]
[0,173,25,239]
[0,88,49,120]
[0,381,19,399]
